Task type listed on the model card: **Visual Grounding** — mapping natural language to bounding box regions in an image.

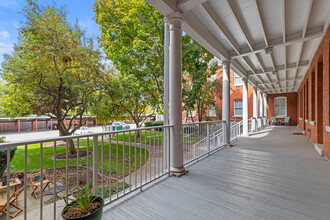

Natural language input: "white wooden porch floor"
[103,126,330,220]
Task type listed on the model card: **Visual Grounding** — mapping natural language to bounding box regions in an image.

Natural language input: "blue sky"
[0,0,102,64]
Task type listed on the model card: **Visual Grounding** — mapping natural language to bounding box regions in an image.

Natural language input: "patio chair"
[0,187,24,218]
[270,117,278,125]
[280,116,290,126]
[29,171,51,199]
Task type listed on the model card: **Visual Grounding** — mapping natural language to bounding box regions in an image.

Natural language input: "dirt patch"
[53,151,91,160]
[46,167,120,193]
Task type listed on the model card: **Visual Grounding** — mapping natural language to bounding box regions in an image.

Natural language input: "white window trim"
[234,99,243,117]
[274,96,287,118]
[233,73,243,86]
[208,104,217,117]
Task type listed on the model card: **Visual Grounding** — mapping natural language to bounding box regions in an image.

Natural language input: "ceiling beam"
[242,57,269,92]
[252,0,268,47]
[282,0,286,43]
[202,2,240,55]
[225,0,254,51]
[183,11,230,60]
[230,31,324,58]
[177,0,207,13]
[247,60,309,75]
[292,42,304,91]
[255,53,275,91]
[302,0,314,38]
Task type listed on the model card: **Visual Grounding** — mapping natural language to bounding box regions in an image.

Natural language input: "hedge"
[144,121,164,127]
[0,137,17,178]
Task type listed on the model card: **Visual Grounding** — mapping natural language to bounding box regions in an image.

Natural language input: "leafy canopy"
[0,0,104,154]
[94,0,164,112]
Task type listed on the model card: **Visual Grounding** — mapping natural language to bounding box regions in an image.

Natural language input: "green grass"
[10,139,147,176]
[111,130,164,146]
[111,130,201,145]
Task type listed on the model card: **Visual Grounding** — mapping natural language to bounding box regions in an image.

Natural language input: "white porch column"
[263,94,268,125]
[252,87,259,131]
[166,13,186,175]
[242,78,249,136]
[259,91,263,117]
[222,60,231,146]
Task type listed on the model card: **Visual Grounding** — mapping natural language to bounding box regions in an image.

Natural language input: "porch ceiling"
[146,0,330,94]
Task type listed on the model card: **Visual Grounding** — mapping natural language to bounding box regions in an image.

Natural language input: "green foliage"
[92,73,153,130]
[98,182,130,198]
[0,136,17,178]
[65,183,97,215]
[182,35,220,122]
[94,0,164,113]
[145,121,163,127]
[0,0,104,154]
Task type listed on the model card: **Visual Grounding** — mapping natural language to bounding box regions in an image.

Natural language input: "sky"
[0,0,102,64]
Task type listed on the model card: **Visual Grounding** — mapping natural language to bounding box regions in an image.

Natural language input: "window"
[209,74,216,82]
[233,73,243,86]
[274,97,287,117]
[208,104,216,117]
[234,99,243,116]
[188,107,195,117]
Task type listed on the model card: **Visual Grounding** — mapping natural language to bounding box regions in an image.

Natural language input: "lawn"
[111,130,201,145]
[10,139,147,176]
[111,130,164,146]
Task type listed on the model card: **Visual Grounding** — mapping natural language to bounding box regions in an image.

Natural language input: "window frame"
[208,104,217,117]
[233,99,243,117]
[233,73,243,86]
[274,96,287,118]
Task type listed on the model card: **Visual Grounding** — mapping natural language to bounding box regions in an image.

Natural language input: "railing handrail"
[182,120,225,126]
[0,124,174,148]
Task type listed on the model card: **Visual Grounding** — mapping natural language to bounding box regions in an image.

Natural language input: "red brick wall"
[183,69,254,122]
[297,26,330,158]
[267,93,298,126]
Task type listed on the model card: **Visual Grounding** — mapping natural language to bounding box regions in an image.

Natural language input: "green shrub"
[0,137,17,178]
[151,121,163,126]
[144,121,152,127]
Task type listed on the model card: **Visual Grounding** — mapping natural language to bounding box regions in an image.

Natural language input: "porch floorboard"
[103,126,330,220]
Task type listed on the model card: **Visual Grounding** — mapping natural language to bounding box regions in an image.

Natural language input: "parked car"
[112,122,130,130]
[74,127,93,135]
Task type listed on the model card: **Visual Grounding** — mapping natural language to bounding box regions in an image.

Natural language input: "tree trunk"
[59,129,76,155]
[135,122,140,138]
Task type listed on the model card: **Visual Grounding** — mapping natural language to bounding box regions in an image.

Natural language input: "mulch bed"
[46,166,119,193]
[54,151,91,160]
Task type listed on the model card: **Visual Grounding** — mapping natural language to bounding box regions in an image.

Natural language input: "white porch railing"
[0,120,239,219]
[183,121,225,165]
[230,120,238,143]
[0,125,172,220]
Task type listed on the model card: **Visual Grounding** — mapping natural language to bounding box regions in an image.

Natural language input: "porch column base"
[170,167,188,177]
[225,143,233,147]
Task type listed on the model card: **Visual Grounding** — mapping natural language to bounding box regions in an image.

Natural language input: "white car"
[112,122,130,130]
[74,127,93,135]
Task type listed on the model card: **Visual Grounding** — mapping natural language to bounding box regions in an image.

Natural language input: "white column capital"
[222,60,231,67]
[165,12,183,30]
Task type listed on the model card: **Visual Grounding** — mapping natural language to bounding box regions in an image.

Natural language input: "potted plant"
[61,183,104,220]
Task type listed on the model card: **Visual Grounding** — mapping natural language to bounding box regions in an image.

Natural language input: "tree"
[0,137,17,178]
[94,0,164,113]
[182,35,219,122]
[93,72,153,137]
[0,0,103,154]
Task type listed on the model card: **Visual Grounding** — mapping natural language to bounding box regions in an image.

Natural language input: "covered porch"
[103,126,330,219]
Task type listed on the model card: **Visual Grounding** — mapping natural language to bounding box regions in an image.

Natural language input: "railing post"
[207,123,210,153]
[93,135,98,196]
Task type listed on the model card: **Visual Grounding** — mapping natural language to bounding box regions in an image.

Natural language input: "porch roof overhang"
[146,0,330,94]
